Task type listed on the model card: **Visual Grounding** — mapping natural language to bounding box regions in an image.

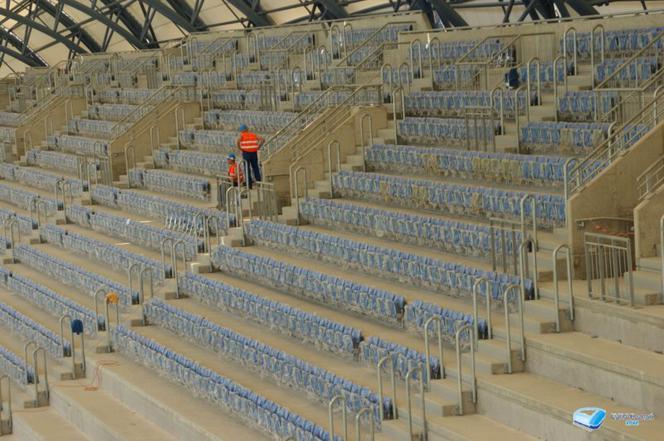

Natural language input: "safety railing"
[355,407,375,441]
[24,342,49,407]
[552,55,569,122]
[424,316,444,382]
[59,315,86,378]
[4,218,19,263]
[376,353,398,421]
[0,375,10,435]
[489,217,520,274]
[565,86,664,197]
[455,323,476,416]
[333,21,415,68]
[463,106,497,152]
[660,214,664,297]
[552,244,575,332]
[405,364,426,440]
[225,186,245,245]
[473,277,492,341]
[590,24,605,86]
[584,232,635,306]
[328,395,347,441]
[502,284,524,374]
[637,153,664,201]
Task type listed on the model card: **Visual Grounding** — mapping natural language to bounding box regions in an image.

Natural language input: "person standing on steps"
[236,124,264,189]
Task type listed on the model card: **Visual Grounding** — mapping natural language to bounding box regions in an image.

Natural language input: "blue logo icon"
[573,407,607,431]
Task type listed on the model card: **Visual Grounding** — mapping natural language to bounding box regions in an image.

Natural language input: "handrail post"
[139,267,153,325]
[503,283,524,374]
[455,324,476,415]
[563,27,578,76]
[377,354,397,420]
[473,277,492,341]
[526,57,541,106]
[127,262,142,304]
[291,166,308,226]
[173,240,187,298]
[661,214,664,298]
[405,364,426,440]
[553,244,575,332]
[329,395,348,441]
[359,113,373,172]
[355,406,375,441]
[326,140,341,197]
[590,24,605,86]
[0,375,11,435]
[423,316,444,382]
[93,287,108,332]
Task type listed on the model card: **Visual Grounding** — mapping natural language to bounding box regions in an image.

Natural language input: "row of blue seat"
[405,90,530,117]
[298,198,523,260]
[0,296,68,358]
[178,129,238,152]
[366,144,567,186]
[336,24,411,49]
[47,134,109,157]
[409,39,503,62]
[255,33,314,51]
[86,103,147,122]
[154,148,229,176]
[0,183,60,215]
[293,90,352,111]
[361,336,441,381]
[67,118,125,139]
[128,168,211,201]
[520,121,611,153]
[210,90,262,109]
[557,91,618,120]
[0,343,31,385]
[236,71,299,89]
[332,171,566,226]
[563,26,664,57]
[41,224,170,281]
[90,185,229,235]
[517,62,571,85]
[245,220,530,302]
[0,127,16,143]
[15,245,139,305]
[398,117,499,144]
[203,110,296,133]
[212,245,404,322]
[112,325,336,441]
[65,205,201,260]
[145,299,387,423]
[0,111,21,127]
[595,57,659,85]
[98,88,156,105]
[180,271,360,356]
[320,68,355,88]
[188,37,238,55]
[0,267,102,334]
[171,71,227,88]
[404,300,487,346]
[25,149,94,177]
[0,164,85,195]
[0,208,35,234]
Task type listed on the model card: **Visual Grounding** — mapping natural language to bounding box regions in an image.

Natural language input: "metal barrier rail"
[405,364,426,440]
[552,244,575,332]
[463,107,497,152]
[489,217,519,274]
[637,153,664,201]
[0,375,11,435]
[328,395,347,441]
[455,324,476,416]
[502,284,524,374]
[584,232,635,306]
[59,314,86,378]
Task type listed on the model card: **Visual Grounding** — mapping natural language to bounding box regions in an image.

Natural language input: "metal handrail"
[359,113,373,172]
[139,267,154,324]
[637,154,664,200]
[590,24,605,86]
[335,21,415,68]
[455,324,476,415]
[291,166,308,226]
[473,277,492,341]
[377,354,397,421]
[595,28,664,90]
[526,57,541,106]
[326,140,341,197]
[4,218,19,263]
[661,214,664,298]
[520,237,539,303]
[59,314,86,376]
[405,364,426,440]
[355,406,375,441]
[173,240,187,298]
[552,55,568,122]
[502,284,523,374]
[0,375,11,435]
[392,86,405,142]
[329,395,347,441]
[562,27,578,76]
[29,346,49,405]
[423,316,444,382]
[552,244,574,332]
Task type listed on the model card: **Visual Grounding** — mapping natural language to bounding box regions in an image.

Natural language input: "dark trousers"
[241,151,261,185]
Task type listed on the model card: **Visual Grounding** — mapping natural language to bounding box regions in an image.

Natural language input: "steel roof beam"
[225,0,273,27]
[316,0,349,19]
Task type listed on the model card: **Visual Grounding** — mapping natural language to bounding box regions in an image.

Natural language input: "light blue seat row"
[398,117,498,144]
[178,129,238,153]
[128,168,210,201]
[180,271,360,356]
[293,90,352,111]
[562,26,664,58]
[172,71,227,88]
[15,244,139,305]
[98,88,156,105]
[298,198,523,259]
[25,149,97,176]
[255,33,315,51]
[0,269,103,334]
[210,90,253,109]
[320,68,355,88]
[203,110,296,133]
[145,299,386,423]
[520,121,611,153]
[40,224,170,281]
[557,91,619,120]
[0,111,21,127]
[0,343,32,385]
[259,51,290,69]
[65,205,201,260]
[0,183,60,215]
[331,171,566,227]
[0,126,16,143]
[517,61,571,85]
[86,103,147,122]
[211,245,405,322]
[337,24,412,48]
[0,164,85,195]
[236,71,300,89]
[405,90,530,117]
[366,143,567,186]
[245,220,531,302]
[168,55,212,72]
[409,39,503,62]
[360,336,440,382]
[432,65,479,88]
[47,134,109,157]
[112,325,336,441]
[0,207,35,234]
[0,299,68,358]
[90,185,230,234]
[153,148,227,176]
[404,300,488,345]
[595,57,659,85]
[67,118,126,139]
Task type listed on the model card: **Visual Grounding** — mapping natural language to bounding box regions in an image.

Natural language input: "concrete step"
[638,256,661,273]
[12,407,91,441]
[632,269,663,293]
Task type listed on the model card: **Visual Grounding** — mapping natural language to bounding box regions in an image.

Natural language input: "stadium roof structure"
[0,0,656,73]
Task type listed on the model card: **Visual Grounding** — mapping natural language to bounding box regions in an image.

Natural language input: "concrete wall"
[567,122,664,266]
[634,184,664,258]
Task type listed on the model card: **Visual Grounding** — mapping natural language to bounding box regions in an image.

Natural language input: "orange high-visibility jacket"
[238,131,260,153]
[228,163,244,183]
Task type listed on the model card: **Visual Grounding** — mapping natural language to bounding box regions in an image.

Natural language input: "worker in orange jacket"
[227,153,244,186]
[236,124,264,188]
